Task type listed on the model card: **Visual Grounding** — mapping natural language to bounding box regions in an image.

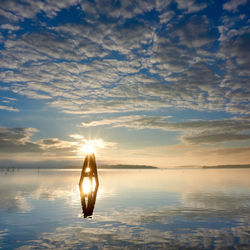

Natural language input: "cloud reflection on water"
[16,206,250,249]
[0,169,250,249]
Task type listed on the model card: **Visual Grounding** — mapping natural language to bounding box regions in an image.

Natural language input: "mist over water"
[0,169,250,249]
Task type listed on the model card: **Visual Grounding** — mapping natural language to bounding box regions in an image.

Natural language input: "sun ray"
[79,144,95,155]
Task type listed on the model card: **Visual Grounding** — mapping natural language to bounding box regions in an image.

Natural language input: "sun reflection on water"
[81,177,97,194]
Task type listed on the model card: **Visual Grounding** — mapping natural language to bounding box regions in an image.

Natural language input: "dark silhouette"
[79,153,99,186]
[79,153,99,218]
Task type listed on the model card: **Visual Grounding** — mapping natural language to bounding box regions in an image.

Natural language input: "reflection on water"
[81,177,97,193]
[79,178,98,218]
[0,169,250,249]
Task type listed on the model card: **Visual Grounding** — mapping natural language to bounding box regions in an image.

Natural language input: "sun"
[79,144,95,155]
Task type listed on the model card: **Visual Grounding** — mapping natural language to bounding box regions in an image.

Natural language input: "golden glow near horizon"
[77,138,107,157]
[79,144,95,155]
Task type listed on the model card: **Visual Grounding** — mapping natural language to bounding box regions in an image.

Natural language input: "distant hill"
[173,164,250,169]
[202,164,250,169]
[0,163,157,170]
[99,164,157,169]
[1,164,249,170]
[64,164,157,169]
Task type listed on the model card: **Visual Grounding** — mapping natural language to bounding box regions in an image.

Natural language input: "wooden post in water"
[79,153,99,187]
[79,153,99,218]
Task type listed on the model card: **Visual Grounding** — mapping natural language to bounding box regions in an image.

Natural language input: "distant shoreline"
[202,164,250,169]
[0,164,250,170]
[175,164,250,169]
[64,164,158,169]
[0,164,158,170]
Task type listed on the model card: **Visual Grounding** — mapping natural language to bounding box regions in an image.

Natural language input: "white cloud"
[151,37,192,72]
[81,0,155,20]
[159,11,175,24]
[223,0,247,12]
[0,127,76,155]
[81,115,250,144]
[175,0,208,13]
[0,24,20,30]
[155,0,172,12]
[171,15,217,48]
[81,115,145,127]
[0,105,19,112]
[3,97,17,101]
[0,0,248,117]
[0,0,79,21]
[0,127,116,160]
[184,133,250,144]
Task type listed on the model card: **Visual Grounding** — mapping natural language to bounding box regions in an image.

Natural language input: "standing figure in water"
[79,153,99,218]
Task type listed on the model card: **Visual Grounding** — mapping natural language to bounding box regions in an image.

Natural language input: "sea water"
[0,169,249,249]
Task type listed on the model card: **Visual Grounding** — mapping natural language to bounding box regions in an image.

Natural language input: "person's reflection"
[79,154,99,218]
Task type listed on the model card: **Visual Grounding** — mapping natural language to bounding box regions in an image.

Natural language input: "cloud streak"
[82,115,250,144]
[0,127,115,159]
[223,0,247,12]
[0,105,19,112]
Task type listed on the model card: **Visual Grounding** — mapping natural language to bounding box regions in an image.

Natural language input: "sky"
[0,0,250,168]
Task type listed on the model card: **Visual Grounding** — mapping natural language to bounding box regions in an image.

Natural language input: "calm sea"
[0,169,249,249]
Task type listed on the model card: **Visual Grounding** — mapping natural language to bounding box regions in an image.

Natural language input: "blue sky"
[0,0,249,167]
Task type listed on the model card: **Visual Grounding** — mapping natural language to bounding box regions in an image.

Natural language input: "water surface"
[0,169,250,249]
